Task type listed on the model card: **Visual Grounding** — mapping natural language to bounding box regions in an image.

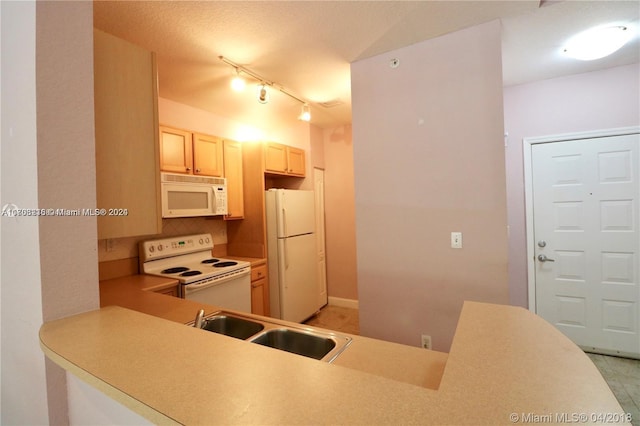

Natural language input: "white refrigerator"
[265,189,319,323]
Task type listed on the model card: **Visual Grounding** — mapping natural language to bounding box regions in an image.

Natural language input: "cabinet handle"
[196,168,201,172]
[186,167,191,171]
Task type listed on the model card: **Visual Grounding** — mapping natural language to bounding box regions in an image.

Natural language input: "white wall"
[0,2,49,423]
[2,2,100,423]
[351,21,508,352]
[504,63,640,308]
[67,373,152,425]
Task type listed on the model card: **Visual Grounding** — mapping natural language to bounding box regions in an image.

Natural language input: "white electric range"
[139,233,251,312]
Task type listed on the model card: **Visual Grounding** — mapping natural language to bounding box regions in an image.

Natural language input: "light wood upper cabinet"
[286,147,305,176]
[159,127,223,177]
[264,143,288,174]
[193,133,224,177]
[264,142,306,177]
[94,29,161,239]
[159,126,193,174]
[223,139,244,220]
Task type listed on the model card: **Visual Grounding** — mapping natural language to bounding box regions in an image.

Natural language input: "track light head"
[230,68,245,91]
[299,103,311,122]
[257,84,269,104]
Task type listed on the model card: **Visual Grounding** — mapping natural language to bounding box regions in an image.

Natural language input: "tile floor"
[304,305,359,335]
[305,306,640,425]
[587,353,640,425]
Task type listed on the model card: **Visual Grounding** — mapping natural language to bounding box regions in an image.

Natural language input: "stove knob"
[157,244,163,251]
[205,237,210,244]
[199,238,203,245]
[149,246,155,253]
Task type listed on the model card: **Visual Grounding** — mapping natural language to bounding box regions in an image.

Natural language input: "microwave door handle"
[211,187,217,213]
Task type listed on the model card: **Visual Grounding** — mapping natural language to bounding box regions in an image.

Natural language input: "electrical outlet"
[421,334,432,350]
[451,232,462,249]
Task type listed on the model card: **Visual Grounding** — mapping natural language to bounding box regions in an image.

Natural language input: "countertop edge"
[39,322,180,426]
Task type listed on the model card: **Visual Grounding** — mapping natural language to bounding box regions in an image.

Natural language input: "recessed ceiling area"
[93,1,639,129]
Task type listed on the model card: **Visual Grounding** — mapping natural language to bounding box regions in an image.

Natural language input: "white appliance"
[139,233,251,312]
[265,189,319,323]
[161,172,227,218]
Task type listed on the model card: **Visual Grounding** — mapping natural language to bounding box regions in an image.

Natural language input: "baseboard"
[328,296,359,310]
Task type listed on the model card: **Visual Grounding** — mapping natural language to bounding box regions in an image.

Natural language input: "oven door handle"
[183,268,250,294]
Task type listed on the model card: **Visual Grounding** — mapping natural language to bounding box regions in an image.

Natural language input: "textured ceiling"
[94,1,640,129]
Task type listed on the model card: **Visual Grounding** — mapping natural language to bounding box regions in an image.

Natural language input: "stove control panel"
[140,233,213,261]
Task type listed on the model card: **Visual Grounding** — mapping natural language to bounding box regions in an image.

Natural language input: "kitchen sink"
[192,311,352,362]
[250,328,336,361]
[201,314,264,340]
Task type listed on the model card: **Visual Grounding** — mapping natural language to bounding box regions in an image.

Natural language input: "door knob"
[537,254,555,262]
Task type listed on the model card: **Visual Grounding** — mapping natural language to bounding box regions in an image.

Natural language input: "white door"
[314,168,328,310]
[531,133,639,357]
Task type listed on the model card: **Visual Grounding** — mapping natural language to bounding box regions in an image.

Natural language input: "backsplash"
[98,217,227,262]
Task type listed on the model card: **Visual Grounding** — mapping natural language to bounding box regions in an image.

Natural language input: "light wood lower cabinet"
[250,263,269,316]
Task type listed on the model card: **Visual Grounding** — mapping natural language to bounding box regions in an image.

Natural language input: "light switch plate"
[451,232,462,249]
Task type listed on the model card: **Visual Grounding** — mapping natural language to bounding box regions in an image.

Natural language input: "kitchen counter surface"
[98,275,447,387]
[42,278,626,425]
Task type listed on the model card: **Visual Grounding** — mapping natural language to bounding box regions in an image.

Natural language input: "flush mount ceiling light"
[219,56,313,122]
[563,25,634,61]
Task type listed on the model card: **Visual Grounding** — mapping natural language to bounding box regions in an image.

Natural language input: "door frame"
[523,126,640,313]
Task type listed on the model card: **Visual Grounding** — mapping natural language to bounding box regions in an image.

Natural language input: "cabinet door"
[159,126,193,173]
[155,286,179,298]
[94,29,161,239]
[264,142,288,174]
[193,133,224,176]
[223,140,244,220]
[287,147,306,176]
[251,277,266,316]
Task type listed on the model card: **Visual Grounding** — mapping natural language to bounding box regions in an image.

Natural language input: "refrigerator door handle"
[284,238,289,269]
[282,207,287,237]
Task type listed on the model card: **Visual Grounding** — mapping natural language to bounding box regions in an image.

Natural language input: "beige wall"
[351,21,508,352]
[36,2,99,423]
[1,2,50,423]
[1,1,98,423]
[323,125,359,301]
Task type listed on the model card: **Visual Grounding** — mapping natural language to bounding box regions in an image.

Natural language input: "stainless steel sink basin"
[201,314,264,340]
[250,328,336,360]
[192,311,351,362]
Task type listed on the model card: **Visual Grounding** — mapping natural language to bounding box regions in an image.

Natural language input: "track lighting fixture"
[219,56,312,122]
[299,104,311,122]
[257,84,269,104]
[230,68,246,91]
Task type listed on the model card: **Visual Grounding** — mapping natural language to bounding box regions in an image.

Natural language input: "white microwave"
[161,172,227,218]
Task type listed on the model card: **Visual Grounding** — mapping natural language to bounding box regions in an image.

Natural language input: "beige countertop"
[41,277,627,425]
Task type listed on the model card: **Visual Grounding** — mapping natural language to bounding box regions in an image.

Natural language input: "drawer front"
[251,264,267,282]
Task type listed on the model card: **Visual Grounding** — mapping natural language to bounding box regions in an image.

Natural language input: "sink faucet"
[194,309,205,328]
